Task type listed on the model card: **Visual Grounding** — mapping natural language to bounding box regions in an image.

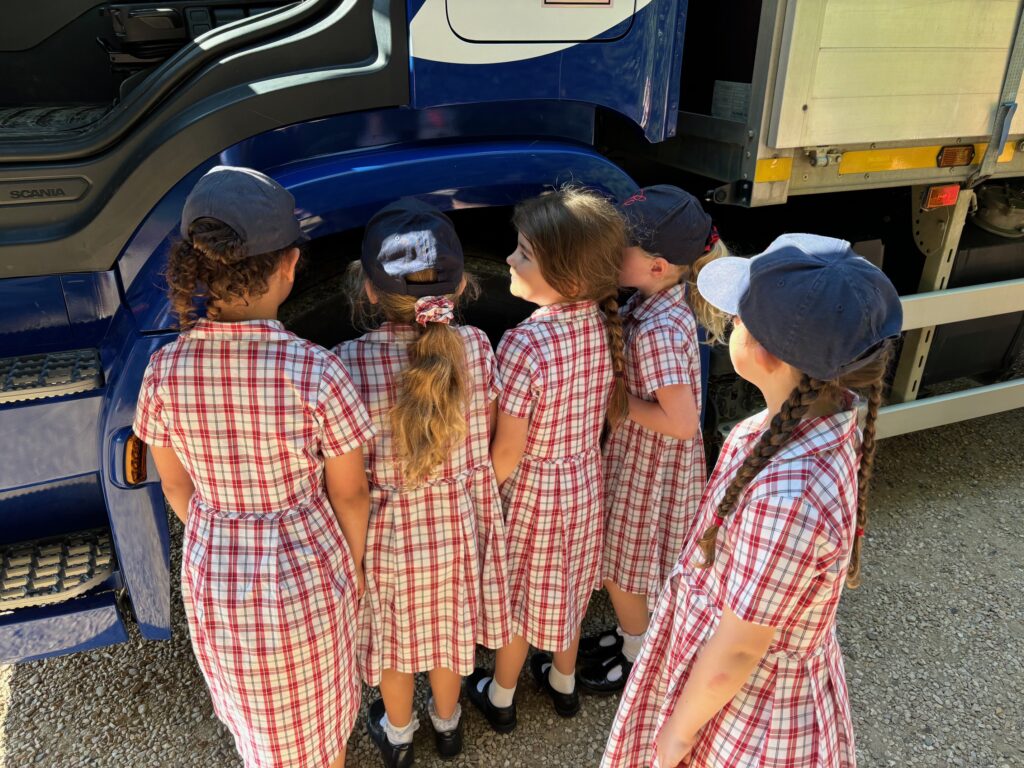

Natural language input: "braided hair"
[697,344,891,589]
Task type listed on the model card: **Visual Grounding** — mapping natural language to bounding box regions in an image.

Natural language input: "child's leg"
[328,745,346,768]
[494,634,530,690]
[380,669,416,728]
[606,579,650,636]
[551,628,581,676]
[428,667,462,720]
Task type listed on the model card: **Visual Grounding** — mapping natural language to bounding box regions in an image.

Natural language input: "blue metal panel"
[220,103,596,173]
[124,139,637,332]
[408,0,688,142]
[0,276,70,357]
[0,591,128,664]
[0,474,109,547]
[0,394,103,490]
[61,271,122,349]
[99,321,177,641]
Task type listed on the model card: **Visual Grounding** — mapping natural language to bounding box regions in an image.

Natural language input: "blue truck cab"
[4,0,1024,663]
[0,0,688,662]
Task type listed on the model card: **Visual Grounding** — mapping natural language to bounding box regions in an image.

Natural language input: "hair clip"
[703,225,721,254]
[855,526,865,538]
[712,514,725,527]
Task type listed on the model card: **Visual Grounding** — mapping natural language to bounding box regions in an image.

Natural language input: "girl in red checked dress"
[467,187,628,730]
[333,199,511,768]
[578,185,731,694]
[602,234,903,768]
[133,167,375,768]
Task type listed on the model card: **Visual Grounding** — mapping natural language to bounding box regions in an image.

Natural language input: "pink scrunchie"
[414,295,455,326]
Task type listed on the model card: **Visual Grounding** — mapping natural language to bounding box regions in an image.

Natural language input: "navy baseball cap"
[361,199,464,297]
[620,185,714,266]
[180,166,305,255]
[696,234,903,381]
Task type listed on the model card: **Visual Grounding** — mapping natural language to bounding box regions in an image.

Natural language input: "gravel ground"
[2,409,1023,768]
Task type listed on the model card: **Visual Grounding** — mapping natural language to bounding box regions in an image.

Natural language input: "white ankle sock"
[382,713,419,746]
[428,697,462,733]
[547,663,576,695]
[619,628,644,663]
[486,677,516,708]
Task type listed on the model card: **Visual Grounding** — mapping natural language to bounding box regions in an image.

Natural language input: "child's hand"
[653,729,693,768]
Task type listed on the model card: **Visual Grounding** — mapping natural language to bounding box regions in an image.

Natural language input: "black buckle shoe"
[366,699,415,768]
[529,653,580,718]
[431,712,463,759]
[466,668,517,734]
[578,651,633,694]
[578,628,623,662]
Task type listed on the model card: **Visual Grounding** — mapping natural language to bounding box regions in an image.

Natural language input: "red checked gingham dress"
[333,323,511,685]
[133,319,375,768]
[497,300,613,651]
[602,407,860,768]
[602,284,706,611]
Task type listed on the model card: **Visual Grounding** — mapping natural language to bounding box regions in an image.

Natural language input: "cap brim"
[695,256,751,315]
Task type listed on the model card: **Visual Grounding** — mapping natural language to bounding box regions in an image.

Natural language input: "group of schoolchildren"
[134,165,903,768]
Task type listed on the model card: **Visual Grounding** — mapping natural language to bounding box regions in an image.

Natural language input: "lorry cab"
[2,0,1023,663]
[0,0,685,662]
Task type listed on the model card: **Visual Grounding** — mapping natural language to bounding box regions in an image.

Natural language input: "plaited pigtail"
[697,374,826,567]
[846,374,882,588]
[600,296,629,431]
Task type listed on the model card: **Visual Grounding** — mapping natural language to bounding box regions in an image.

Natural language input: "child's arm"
[149,446,195,524]
[325,448,371,596]
[655,606,775,767]
[626,383,699,440]
[490,411,529,486]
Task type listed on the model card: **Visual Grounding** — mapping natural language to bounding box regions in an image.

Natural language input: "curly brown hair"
[166,217,299,328]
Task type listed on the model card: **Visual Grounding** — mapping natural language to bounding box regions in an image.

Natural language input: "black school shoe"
[431,712,463,759]
[577,651,633,694]
[529,653,581,717]
[366,698,415,768]
[578,627,624,662]
[466,668,517,734]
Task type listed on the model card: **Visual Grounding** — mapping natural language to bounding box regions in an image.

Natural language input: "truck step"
[0,349,103,405]
[1,530,114,611]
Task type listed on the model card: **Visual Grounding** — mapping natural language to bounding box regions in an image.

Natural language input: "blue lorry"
[2,0,1023,663]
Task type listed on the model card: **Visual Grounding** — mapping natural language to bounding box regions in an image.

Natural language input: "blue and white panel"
[408,0,689,142]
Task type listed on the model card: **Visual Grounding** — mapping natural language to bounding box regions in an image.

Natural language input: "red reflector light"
[922,184,960,210]
[936,145,975,167]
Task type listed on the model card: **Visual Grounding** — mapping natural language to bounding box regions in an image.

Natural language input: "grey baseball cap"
[697,233,903,381]
[180,166,304,255]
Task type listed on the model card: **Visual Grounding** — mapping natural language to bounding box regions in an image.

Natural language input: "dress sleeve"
[496,329,540,419]
[316,353,377,457]
[484,341,501,402]
[633,322,694,399]
[724,495,824,628]
[132,362,173,447]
